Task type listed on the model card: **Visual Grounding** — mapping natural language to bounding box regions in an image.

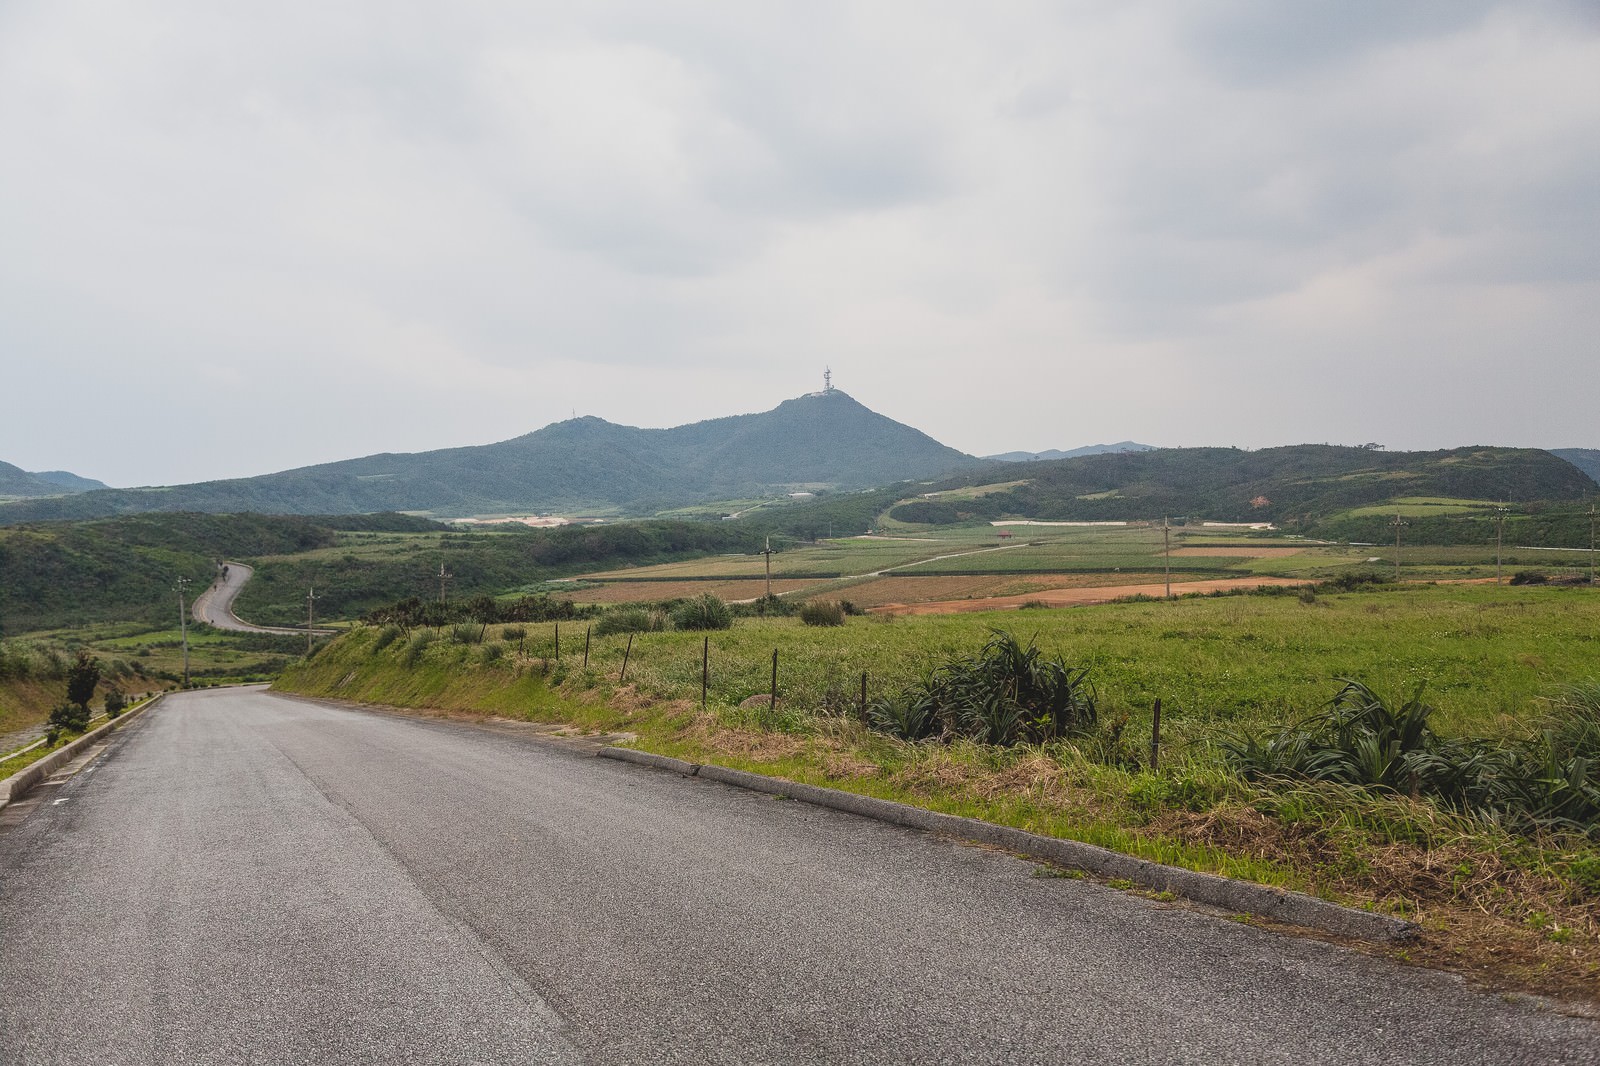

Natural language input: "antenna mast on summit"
[823,367,833,393]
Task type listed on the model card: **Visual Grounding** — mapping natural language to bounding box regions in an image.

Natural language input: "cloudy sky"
[3,2,1597,487]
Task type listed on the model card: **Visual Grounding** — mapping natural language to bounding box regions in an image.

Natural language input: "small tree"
[66,650,100,711]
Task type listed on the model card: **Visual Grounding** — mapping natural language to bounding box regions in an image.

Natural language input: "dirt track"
[870,575,1311,616]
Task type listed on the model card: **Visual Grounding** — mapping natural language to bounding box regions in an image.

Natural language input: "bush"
[733,594,797,618]
[450,623,483,645]
[371,624,404,651]
[798,600,846,627]
[671,594,734,631]
[865,630,1096,746]
[1316,569,1391,593]
[1221,680,1600,837]
[1509,570,1548,586]
[401,630,436,666]
[48,702,90,737]
[594,607,666,636]
[104,689,127,718]
[0,642,32,681]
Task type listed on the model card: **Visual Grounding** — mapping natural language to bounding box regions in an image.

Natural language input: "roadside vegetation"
[277,579,1600,1001]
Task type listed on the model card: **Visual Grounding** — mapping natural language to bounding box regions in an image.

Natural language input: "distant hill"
[887,444,1597,526]
[984,442,1155,463]
[0,391,981,523]
[29,470,109,492]
[0,461,107,499]
[1553,449,1600,486]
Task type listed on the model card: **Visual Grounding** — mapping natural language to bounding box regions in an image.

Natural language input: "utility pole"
[1494,505,1509,586]
[760,536,776,600]
[1390,515,1407,583]
[1590,505,1597,587]
[437,561,453,604]
[175,577,190,687]
[305,586,318,655]
[1163,516,1172,600]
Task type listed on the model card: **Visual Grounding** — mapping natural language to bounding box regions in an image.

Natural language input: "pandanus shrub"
[866,630,1096,746]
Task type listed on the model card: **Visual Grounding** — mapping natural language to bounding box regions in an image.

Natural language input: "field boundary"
[597,746,1418,944]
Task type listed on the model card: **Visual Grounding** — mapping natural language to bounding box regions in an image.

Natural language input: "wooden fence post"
[583,626,591,669]
[620,633,633,683]
[770,648,779,713]
[701,636,709,710]
[1150,698,1162,772]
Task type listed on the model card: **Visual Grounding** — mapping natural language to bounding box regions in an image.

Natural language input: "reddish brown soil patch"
[871,575,1311,616]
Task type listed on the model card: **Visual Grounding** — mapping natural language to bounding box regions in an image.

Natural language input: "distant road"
[191,561,333,635]
[3,689,1597,1064]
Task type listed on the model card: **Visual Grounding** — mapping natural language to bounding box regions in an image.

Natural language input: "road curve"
[192,561,333,635]
[2,689,1597,1065]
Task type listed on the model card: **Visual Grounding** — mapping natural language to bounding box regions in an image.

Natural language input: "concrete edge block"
[0,693,165,809]
[596,747,700,777]
[602,746,1418,945]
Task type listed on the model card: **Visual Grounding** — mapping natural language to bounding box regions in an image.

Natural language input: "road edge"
[0,694,165,813]
[597,745,1418,945]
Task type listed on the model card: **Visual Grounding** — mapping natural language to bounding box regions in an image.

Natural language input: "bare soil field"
[872,575,1311,616]
[834,573,1170,608]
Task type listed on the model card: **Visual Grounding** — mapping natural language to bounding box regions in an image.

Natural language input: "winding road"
[2,689,1597,1064]
[191,561,334,636]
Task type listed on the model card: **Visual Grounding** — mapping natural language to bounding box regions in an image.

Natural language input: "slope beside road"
[2,689,1597,1064]
[191,561,333,636]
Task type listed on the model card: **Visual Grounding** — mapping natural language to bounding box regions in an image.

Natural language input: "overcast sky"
[3,2,1597,487]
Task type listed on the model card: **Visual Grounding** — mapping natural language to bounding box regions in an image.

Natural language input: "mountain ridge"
[0,391,981,523]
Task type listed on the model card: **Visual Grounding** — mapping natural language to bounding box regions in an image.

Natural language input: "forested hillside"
[883,445,1597,526]
[0,513,441,632]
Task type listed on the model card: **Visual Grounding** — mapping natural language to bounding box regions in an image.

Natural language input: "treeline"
[1312,510,1600,550]
[235,520,773,627]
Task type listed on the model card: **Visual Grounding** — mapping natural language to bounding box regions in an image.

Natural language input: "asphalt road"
[3,688,1597,1064]
[191,562,332,636]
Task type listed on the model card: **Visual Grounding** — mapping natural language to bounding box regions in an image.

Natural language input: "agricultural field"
[560,519,1600,615]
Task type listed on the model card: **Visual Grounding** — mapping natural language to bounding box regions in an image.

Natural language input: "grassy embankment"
[277,581,1600,1001]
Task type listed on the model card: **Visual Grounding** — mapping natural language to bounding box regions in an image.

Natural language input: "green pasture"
[341,583,1600,747]
[31,621,305,685]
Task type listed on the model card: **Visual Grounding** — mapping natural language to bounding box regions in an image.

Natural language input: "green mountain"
[0,461,106,499]
[0,391,980,523]
[885,445,1598,527]
[1553,449,1600,485]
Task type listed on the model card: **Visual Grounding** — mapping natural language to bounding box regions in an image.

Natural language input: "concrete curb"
[597,746,1418,945]
[0,694,165,812]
